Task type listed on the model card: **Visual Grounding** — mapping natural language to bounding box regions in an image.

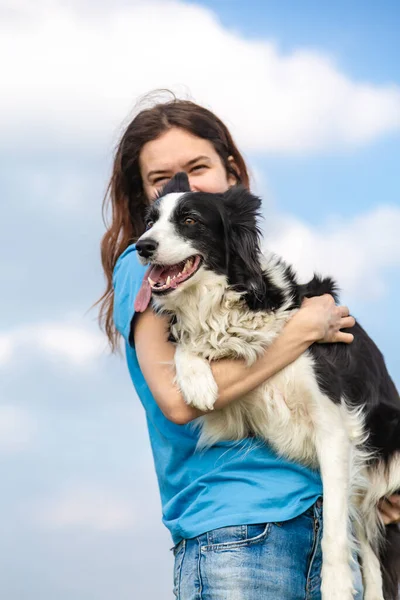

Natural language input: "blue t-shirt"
[113,243,322,545]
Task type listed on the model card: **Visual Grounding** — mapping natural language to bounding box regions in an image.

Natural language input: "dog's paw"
[174,347,218,411]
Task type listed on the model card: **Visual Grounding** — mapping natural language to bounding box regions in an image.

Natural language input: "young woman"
[98,96,400,599]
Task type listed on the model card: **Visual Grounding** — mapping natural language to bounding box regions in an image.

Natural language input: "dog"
[134,172,400,600]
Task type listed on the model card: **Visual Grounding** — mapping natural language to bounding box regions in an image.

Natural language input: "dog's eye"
[183,217,196,226]
[145,221,154,231]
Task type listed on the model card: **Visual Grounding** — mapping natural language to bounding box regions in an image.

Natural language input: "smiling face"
[139,127,238,200]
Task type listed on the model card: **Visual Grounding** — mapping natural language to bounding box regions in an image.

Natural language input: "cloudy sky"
[1,1,399,598]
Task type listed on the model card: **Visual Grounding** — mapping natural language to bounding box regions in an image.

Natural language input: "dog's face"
[134,172,265,313]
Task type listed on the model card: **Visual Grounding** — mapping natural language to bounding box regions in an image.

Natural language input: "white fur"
[261,251,296,311]
[174,346,218,411]
[139,207,400,600]
[139,193,199,265]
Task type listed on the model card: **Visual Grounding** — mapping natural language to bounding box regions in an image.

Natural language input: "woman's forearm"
[182,294,356,422]
[134,308,317,425]
[134,296,353,425]
[214,318,314,406]
[183,317,316,422]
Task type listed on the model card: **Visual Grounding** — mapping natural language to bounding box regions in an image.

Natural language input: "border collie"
[134,172,400,600]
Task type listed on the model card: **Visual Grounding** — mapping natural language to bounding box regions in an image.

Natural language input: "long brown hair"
[97,93,251,351]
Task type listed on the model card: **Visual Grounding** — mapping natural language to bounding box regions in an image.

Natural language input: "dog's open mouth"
[147,255,202,293]
[134,255,202,313]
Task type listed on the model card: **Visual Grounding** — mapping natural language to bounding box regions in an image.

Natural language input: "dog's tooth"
[166,275,171,286]
[178,271,182,277]
[148,277,156,286]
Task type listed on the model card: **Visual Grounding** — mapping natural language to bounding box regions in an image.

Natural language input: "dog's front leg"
[315,414,356,600]
[174,346,218,412]
[354,520,384,600]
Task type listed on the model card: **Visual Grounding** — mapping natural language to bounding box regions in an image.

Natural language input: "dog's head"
[134,172,267,312]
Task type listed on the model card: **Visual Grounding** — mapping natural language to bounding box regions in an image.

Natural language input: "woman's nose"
[189,178,198,192]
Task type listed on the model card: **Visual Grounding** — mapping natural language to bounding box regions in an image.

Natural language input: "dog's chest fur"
[170,280,294,363]
[155,270,354,466]
[163,254,298,364]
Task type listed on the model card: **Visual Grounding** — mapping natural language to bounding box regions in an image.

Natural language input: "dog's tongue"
[134,265,164,313]
[134,276,151,313]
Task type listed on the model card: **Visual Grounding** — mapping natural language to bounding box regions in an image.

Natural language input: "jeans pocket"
[201,522,271,552]
[172,540,186,598]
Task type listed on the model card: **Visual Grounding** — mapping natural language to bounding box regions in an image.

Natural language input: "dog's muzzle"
[136,238,158,259]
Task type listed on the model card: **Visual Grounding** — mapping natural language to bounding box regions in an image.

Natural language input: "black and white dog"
[134,172,400,600]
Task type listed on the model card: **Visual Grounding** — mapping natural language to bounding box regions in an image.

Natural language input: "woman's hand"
[294,294,356,344]
[378,495,400,525]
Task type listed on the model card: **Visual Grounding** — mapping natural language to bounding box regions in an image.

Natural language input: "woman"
[98,95,400,599]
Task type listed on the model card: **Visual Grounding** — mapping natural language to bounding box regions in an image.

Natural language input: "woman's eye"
[153,176,169,185]
[191,165,207,172]
[183,217,196,226]
[145,221,154,230]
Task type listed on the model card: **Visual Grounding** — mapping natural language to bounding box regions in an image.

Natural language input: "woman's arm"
[133,294,355,425]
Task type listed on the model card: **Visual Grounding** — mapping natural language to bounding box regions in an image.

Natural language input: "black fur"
[144,203,160,228]
[157,171,191,197]
[145,172,191,227]
[151,175,400,597]
[163,182,287,311]
[298,274,340,304]
[221,187,286,310]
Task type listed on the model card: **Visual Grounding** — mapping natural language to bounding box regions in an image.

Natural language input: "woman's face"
[139,127,238,201]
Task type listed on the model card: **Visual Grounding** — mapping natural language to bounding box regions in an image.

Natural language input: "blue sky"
[200,0,400,82]
[0,1,399,598]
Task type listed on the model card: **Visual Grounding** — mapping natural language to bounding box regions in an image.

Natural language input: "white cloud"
[265,204,400,299]
[0,319,107,368]
[0,336,13,365]
[1,0,399,155]
[34,483,136,531]
[0,405,37,453]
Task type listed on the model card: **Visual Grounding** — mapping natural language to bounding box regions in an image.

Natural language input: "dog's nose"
[136,239,159,258]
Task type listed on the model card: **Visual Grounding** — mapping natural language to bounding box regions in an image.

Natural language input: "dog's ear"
[222,186,263,231]
[221,186,266,309]
[156,172,191,198]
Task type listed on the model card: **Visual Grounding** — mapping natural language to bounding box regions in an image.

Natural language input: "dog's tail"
[380,523,400,600]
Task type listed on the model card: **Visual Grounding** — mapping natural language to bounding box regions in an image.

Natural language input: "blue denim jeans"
[172,497,364,599]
